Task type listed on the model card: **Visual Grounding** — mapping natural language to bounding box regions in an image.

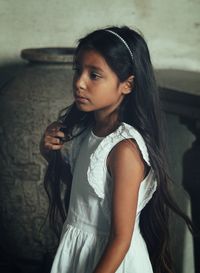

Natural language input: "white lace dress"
[50,122,157,273]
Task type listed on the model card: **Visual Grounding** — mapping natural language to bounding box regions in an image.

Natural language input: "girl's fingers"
[45,142,64,151]
[44,135,63,148]
[54,131,65,138]
[51,144,64,150]
[45,135,62,145]
[47,122,65,133]
[45,129,65,142]
[42,122,67,152]
[46,127,65,138]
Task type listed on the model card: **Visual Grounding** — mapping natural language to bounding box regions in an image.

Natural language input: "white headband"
[105,30,134,61]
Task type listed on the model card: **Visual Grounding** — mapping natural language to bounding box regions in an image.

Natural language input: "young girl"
[40,26,193,273]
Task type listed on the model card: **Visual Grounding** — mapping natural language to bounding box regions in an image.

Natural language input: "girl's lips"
[75,95,89,103]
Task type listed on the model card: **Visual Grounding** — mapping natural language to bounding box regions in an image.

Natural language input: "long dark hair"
[44,26,194,272]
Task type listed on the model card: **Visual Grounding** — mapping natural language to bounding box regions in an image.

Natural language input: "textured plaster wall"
[0,0,200,71]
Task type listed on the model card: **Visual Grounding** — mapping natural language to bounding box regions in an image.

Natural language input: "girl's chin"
[75,102,92,112]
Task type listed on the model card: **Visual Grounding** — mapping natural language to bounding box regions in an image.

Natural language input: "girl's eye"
[90,72,101,80]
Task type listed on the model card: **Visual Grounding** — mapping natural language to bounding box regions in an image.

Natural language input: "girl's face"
[73,50,132,117]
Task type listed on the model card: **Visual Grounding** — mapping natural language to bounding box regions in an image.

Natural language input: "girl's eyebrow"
[84,64,104,72]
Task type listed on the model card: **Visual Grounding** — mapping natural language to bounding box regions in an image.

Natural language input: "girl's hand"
[40,121,66,161]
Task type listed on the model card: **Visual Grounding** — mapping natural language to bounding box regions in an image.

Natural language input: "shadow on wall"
[181,118,200,273]
[165,113,194,273]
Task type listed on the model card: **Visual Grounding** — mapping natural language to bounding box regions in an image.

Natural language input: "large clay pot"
[0,48,74,272]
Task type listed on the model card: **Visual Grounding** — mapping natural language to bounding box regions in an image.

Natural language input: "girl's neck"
[93,111,120,137]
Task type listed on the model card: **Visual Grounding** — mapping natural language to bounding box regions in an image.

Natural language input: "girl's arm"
[93,139,146,273]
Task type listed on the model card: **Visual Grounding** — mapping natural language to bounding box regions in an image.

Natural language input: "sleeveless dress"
[50,122,157,273]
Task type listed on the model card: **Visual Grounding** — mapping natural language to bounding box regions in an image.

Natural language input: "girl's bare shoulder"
[107,139,147,182]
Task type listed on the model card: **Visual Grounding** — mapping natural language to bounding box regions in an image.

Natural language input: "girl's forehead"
[74,49,110,69]
[75,49,105,64]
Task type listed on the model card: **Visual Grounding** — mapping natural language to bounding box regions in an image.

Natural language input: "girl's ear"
[122,75,134,94]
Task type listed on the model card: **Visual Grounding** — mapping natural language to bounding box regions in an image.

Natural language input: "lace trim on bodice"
[65,123,157,221]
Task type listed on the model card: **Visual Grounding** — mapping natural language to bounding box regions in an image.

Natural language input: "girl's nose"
[74,73,87,91]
